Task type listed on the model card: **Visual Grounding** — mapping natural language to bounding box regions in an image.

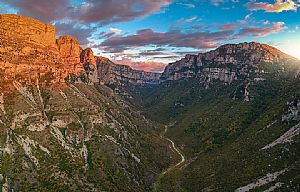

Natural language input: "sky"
[0,0,300,72]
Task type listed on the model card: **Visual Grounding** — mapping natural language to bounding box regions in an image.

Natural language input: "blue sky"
[0,0,300,72]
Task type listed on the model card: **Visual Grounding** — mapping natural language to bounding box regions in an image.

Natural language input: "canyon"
[0,14,299,192]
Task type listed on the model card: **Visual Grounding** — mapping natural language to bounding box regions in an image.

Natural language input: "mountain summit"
[161,42,296,82]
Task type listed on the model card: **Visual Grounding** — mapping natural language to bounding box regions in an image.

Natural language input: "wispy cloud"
[176,2,196,8]
[210,0,240,6]
[235,22,287,38]
[109,28,122,34]
[219,23,238,30]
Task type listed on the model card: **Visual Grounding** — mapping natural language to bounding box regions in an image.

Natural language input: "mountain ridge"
[161,41,298,82]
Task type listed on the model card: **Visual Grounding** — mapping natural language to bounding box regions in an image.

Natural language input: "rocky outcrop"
[96,57,161,86]
[56,35,82,64]
[282,99,300,122]
[81,48,96,66]
[161,42,296,83]
[80,48,97,83]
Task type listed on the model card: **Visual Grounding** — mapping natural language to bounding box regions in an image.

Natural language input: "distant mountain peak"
[214,42,295,60]
[161,42,298,82]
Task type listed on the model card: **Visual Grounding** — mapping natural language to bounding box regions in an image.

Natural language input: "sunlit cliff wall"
[0,14,56,48]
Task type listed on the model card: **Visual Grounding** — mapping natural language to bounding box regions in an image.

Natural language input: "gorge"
[0,14,299,192]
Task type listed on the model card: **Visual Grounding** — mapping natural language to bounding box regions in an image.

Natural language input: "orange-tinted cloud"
[219,23,238,30]
[235,22,286,38]
[247,0,299,13]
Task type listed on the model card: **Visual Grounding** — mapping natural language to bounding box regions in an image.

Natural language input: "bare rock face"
[80,48,98,83]
[56,35,82,64]
[0,14,98,85]
[161,42,296,83]
[81,48,96,66]
[96,57,161,86]
[0,14,56,48]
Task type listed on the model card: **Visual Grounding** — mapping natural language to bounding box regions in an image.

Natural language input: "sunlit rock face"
[81,48,96,66]
[161,42,296,83]
[57,35,82,64]
[0,14,162,88]
[0,14,56,48]
[0,14,93,85]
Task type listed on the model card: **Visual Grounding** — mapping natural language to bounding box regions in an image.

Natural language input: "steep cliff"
[0,14,88,85]
[0,14,56,48]
[57,35,83,64]
[161,42,296,83]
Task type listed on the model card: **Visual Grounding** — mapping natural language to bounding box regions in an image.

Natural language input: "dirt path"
[161,125,185,174]
[152,125,185,191]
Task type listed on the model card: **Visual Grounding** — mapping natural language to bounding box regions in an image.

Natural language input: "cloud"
[219,23,238,30]
[55,22,96,45]
[170,16,199,30]
[140,50,169,56]
[113,58,166,72]
[190,24,203,30]
[109,28,122,34]
[210,0,239,6]
[176,3,196,8]
[235,22,287,38]
[184,16,198,23]
[100,28,234,52]
[3,0,171,25]
[245,13,252,20]
[2,0,71,23]
[73,0,171,24]
[247,0,299,13]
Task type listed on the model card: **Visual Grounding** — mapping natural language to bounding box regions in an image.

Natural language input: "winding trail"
[161,125,185,174]
[152,124,185,191]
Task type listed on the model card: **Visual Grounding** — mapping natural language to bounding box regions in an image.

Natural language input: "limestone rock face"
[56,35,82,64]
[0,14,56,48]
[96,57,161,86]
[81,48,96,66]
[0,14,90,85]
[80,48,97,83]
[161,42,296,83]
